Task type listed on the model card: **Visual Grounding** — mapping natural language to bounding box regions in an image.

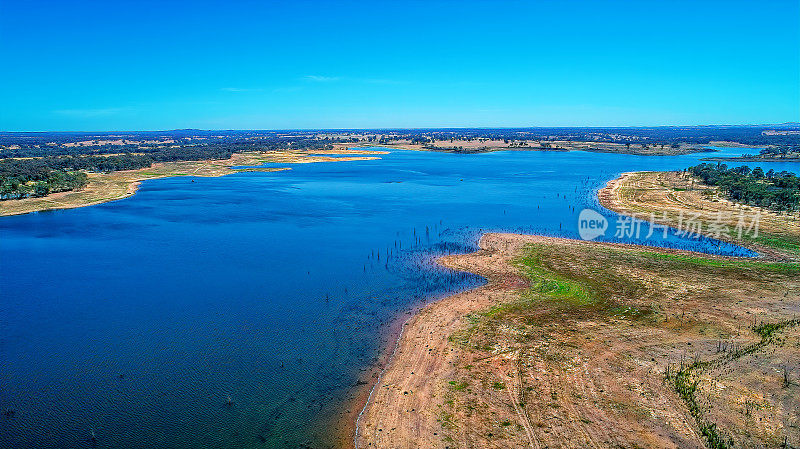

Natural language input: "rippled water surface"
[1,148,795,448]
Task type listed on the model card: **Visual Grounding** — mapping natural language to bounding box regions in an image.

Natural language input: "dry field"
[61,139,176,147]
[357,233,800,449]
[361,140,706,156]
[0,148,385,216]
[598,171,800,260]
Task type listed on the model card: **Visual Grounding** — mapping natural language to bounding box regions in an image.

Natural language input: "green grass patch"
[745,233,800,254]
[448,381,469,391]
[753,319,800,339]
[449,244,654,350]
[515,248,597,307]
[637,251,799,274]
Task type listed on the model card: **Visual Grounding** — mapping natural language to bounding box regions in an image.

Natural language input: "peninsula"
[356,169,800,449]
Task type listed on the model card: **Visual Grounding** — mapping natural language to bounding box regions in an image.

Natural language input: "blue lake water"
[1,148,796,448]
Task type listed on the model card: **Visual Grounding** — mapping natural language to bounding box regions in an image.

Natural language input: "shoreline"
[353,171,799,448]
[335,271,487,449]
[597,170,799,261]
[330,305,414,449]
[353,232,531,448]
[352,233,677,446]
[352,141,715,156]
[352,233,692,447]
[353,303,417,449]
[353,232,800,448]
[5,144,773,218]
[0,165,290,217]
[0,149,386,217]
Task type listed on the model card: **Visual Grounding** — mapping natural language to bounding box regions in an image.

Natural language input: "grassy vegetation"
[519,250,595,306]
[442,238,800,448]
[669,368,731,449]
[745,233,800,255]
[753,319,800,339]
[449,244,656,355]
[601,171,800,261]
[636,251,800,274]
[448,381,469,391]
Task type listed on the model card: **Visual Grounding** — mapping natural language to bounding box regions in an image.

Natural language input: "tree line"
[0,138,343,200]
[5,126,798,159]
[687,163,800,212]
[0,168,88,199]
[0,145,236,200]
[752,145,799,159]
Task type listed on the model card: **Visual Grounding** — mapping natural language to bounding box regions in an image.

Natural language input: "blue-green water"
[0,148,794,448]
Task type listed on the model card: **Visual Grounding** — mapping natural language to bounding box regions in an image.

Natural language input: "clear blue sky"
[1,0,798,131]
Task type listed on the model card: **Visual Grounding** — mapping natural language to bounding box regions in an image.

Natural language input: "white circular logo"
[578,209,608,240]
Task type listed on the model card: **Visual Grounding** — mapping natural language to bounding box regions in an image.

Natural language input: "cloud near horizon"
[302,75,341,82]
[221,87,265,93]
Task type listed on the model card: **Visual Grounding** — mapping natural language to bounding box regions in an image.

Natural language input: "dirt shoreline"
[354,232,800,448]
[330,273,487,449]
[329,304,419,449]
[353,172,799,448]
[353,233,689,448]
[349,141,712,157]
[0,148,386,217]
[353,232,530,448]
[597,170,799,261]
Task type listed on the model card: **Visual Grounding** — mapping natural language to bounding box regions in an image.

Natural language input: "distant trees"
[687,163,800,212]
[758,145,798,159]
[3,128,799,202]
[0,168,88,200]
[0,134,353,200]
[2,127,799,160]
[1,146,235,200]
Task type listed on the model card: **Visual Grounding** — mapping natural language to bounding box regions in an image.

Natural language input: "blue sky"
[1,0,798,131]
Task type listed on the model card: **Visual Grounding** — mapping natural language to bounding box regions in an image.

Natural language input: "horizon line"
[2,122,800,134]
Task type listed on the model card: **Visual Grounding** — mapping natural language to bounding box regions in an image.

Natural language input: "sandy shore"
[355,233,535,448]
[354,234,689,448]
[355,231,800,448]
[351,171,799,448]
[327,309,418,449]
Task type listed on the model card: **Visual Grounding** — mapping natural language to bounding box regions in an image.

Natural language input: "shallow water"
[0,148,795,448]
